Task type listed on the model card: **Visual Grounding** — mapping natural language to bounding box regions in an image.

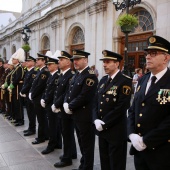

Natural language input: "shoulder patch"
[41,74,46,79]
[123,85,131,95]
[86,78,95,86]
[122,74,132,79]
[88,69,95,74]
[32,74,36,79]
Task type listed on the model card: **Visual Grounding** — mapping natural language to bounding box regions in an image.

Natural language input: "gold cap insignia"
[103,51,107,56]
[149,37,156,43]
[61,51,64,55]
[73,51,77,55]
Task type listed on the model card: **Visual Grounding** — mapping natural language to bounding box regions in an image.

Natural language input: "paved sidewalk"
[0,110,135,170]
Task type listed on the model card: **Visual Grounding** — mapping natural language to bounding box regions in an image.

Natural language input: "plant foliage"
[116,14,138,27]
[22,44,31,52]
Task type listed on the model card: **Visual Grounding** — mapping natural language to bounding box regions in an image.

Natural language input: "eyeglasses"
[144,51,167,57]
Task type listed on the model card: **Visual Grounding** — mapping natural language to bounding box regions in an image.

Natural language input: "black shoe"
[41,148,54,155]
[24,131,35,136]
[32,139,45,145]
[54,161,72,168]
[55,145,62,149]
[59,154,77,160]
[13,120,18,124]
[23,129,29,133]
[15,121,24,126]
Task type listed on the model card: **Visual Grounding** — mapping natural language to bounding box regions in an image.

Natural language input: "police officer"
[93,50,132,170]
[64,50,98,170]
[29,51,51,144]
[20,56,37,136]
[41,50,62,154]
[128,35,170,170]
[8,48,25,126]
[53,51,77,168]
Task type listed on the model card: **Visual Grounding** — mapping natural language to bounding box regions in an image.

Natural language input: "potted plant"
[116,14,138,33]
[22,44,31,52]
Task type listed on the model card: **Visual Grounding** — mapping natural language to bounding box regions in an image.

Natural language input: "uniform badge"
[122,85,131,95]
[41,74,46,79]
[86,78,95,86]
[32,74,36,78]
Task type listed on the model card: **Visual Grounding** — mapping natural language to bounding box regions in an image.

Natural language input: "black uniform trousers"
[134,143,170,170]
[75,121,95,170]
[25,97,36,132]
[5,91,11,116]
[33,96,49,141]
[45,106,62,149]
[61,116,77,163]
[99,137,127,170]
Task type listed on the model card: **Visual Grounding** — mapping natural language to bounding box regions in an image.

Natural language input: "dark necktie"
[105,77,112,89]
[74,72,80,79]
[147,76,157,93]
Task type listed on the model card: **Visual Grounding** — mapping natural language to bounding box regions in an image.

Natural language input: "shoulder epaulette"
[88,69,95,74]
[122,74,132,79]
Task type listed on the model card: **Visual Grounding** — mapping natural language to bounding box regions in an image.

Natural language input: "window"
[72,28,85,45]
[131,9,154,33]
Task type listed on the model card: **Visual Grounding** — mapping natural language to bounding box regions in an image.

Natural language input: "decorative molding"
[51,19,62,29]
[87,0,107,16]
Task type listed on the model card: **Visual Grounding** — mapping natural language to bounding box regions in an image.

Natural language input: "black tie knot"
[148,76,157,93]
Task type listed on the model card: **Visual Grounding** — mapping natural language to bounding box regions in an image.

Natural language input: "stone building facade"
[0,0,170,78]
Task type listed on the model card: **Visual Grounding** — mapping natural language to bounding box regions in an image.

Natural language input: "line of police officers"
[0,34,170,170]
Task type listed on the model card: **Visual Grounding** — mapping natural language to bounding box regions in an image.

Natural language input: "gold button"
[168,140,170,142]
[103,95,105,97]
[101,116,102,119]
[142,103,145,106]
[68,97,70,99]
[139,113,142,117]
[106,128,107,130]
[137,124,141,127]
[100,109,102,112]
[152,148,155,150]
[83,106,85,109]
[101,102,103,104]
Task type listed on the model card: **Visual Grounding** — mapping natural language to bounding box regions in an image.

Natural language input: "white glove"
[40,99,45,108]
[129,134,147,151]
[94,119,105,131]
[29,93,32,100]
[63,103,72,114]
[51,104,57,112]
[7,86,12,92]
[53,108,61,113]
[19,92,26,97]
[1,84,5,89]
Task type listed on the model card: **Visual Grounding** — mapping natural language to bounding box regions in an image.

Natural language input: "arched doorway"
[70,27,85,52]
[41,35,50,54]
[3,48,7,61]
[121,9,154,72]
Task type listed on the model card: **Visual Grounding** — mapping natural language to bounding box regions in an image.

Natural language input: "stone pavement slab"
[0,111,135,170]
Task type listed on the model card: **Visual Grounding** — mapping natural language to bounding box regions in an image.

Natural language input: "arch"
[40,34,50,54]
[65,22,85,51]
[11,45,16,54]
[3,48,7,61]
